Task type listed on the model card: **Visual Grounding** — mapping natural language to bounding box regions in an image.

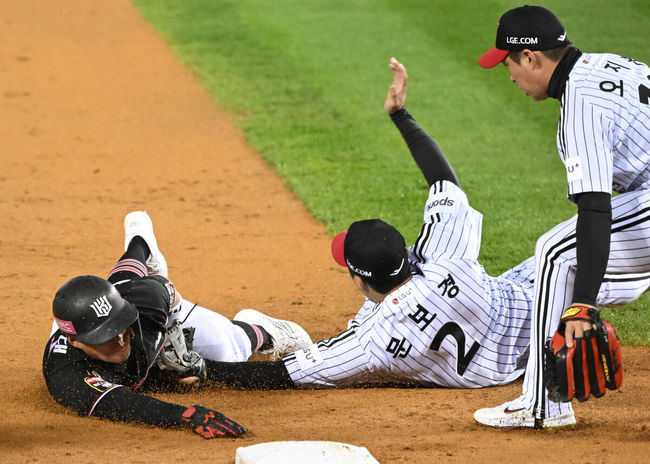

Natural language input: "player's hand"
[384,57,408,114]
[564,319,594,348]
[173,375,201,392]
[181,405,246,438]
[176,375,200,386]
[545,307,623,402]
[559,304,597,348]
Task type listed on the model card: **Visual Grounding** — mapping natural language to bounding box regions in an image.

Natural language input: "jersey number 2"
[429,322,480,376]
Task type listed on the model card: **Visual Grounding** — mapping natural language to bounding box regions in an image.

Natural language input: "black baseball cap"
[331,219,410,288]
[478,5,570,68]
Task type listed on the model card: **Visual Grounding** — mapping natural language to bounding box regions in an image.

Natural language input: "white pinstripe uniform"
[285,181,535,388]
[524,53,650,420]
[283,179,649,389]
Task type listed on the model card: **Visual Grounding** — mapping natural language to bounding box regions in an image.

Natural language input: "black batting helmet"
[52,275,138,345]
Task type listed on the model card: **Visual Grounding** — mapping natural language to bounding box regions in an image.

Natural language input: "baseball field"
[2,1,648,462]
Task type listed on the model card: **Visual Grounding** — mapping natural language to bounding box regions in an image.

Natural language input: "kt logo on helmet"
[90,295,113,318]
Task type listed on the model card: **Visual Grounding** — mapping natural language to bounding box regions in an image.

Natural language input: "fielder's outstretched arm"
[205,359,296,389]
[384,57,459,187]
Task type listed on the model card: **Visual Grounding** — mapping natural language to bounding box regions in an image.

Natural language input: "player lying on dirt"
[193,58,648,392]
[43,211,312,438]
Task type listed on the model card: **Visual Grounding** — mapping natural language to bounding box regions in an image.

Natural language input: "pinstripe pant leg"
[606,190,650,273]
[523,189,650,419]
[598,273,650,305]
[599,191,650,304]
[521,217,577,419]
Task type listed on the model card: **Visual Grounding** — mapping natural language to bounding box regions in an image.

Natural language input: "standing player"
[196,58,649,394]
[43,211,312,437]
[476,5,650,427]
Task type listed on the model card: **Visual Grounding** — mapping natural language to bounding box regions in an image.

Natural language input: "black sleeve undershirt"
[91,386,188,427]
[390,107,459,187]
[572,192,612,306]
[205,360,296,390]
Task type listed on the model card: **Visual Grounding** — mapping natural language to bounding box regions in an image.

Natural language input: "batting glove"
[181,405,246,438]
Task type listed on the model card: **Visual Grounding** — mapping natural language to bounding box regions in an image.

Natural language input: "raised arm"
[384,57,459,187]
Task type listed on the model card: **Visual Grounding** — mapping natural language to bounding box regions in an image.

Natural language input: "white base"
[235,441,380,464]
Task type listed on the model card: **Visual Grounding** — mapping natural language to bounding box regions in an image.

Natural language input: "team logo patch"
[295,344,324,371]
[390,287,412,306]
[84,376,119,392]
[54,317,77,334]
[565,157,584,182]
[90,295,112,318]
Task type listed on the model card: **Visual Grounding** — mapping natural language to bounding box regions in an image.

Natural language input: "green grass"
[601,305,649,346]
[132,0,650,344]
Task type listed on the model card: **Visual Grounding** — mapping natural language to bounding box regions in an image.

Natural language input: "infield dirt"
[1,1,648,463]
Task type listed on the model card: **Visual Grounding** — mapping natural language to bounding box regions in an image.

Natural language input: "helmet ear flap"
[52,275,139,345]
